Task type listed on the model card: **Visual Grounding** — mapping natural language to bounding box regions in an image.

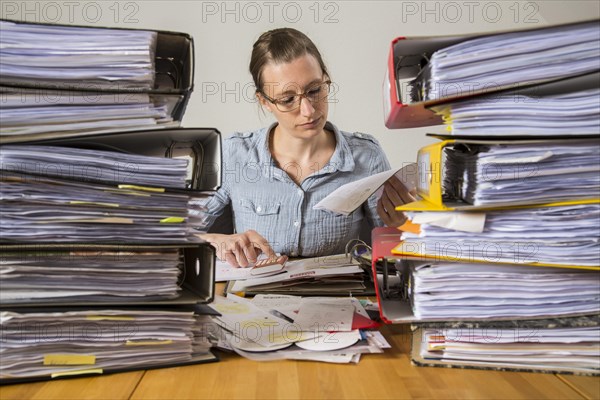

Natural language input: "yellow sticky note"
[51,369,103,378]
[118,184,165,193]
[160,217,185,223]
[126,340,173,346]
[44,354,96,366]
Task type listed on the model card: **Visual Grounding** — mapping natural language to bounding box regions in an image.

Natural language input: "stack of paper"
[0,20,157,89]
[0,173,196,243]
[439,139,600,206]
[0,20,219,384]
[1,145,190,188]
[209,294,387,364]
[226,255,369,295]
[432,88,600,137]
[380,19,600,376]
[0,20,195,143]
[0,144,206,243]
[0,92,177,143]
[414,319,600,374]
[1,249,182,303]
[420,21,600,101]
[398,204,600,267]
[410,262,600,319]
[0,309,206,380]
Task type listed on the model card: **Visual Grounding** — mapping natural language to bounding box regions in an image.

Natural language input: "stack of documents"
[418,21,600,101]
[226,255,371,295]
[0,173,196,243]
[413,317,600,374]
[209,294,387,364]
[1,248,182,304]
[0,21,219,383]
[1,145,190,188]
[432,88,600,137]
[0,144,205,243]
[0,309,214,381]
[0,91,177,143]
[379,19,600,376]
[0,19,195,143]
[397,204,600,267]
[0,20,157,89]
[438,139,600,206]
[410,262,600,319]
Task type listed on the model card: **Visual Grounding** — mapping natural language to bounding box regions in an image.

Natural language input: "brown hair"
[249,28,330,93]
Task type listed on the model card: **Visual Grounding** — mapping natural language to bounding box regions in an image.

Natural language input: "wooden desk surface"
[2,285,599,400]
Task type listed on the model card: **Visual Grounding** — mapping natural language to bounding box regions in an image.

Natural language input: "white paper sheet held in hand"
[314,163,417,215]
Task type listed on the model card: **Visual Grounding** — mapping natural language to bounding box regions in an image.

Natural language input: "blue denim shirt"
[204,121,391,257]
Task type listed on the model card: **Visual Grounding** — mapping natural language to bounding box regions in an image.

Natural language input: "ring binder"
[384,19,600,129]
[1,19,196,142]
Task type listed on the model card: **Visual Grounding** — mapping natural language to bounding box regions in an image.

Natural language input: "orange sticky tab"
[398,219,421,234]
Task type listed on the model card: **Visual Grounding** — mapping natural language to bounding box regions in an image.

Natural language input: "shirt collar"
[326,121,355,173]
[257,121,356,179]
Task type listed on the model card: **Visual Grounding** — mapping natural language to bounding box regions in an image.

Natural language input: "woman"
[199,28,413,267]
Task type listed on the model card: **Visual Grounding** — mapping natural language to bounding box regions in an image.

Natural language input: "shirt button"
[256,206,262,212]
[297,189,303,195]
[293,221,299,227]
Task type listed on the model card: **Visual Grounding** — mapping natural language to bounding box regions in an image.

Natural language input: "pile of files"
[0,20,221,384]
[1,145,202,243]
[208,294,388,364]
[1,309,216,381]
[0,19,195,143]
[414,20,599,102]
[383,19,599,129]
[376,19,600,375]
[431,88,600,137]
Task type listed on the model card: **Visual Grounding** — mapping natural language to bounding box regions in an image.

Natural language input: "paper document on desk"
[215,254,285,282]
[314,163,417,215]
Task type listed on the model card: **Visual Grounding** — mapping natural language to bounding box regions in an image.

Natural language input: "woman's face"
[258,54,329,140]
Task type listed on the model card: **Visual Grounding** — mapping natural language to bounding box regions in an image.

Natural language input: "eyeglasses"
[260,80,332,112]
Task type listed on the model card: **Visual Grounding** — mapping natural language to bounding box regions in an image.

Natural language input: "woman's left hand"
[377,175,416,227]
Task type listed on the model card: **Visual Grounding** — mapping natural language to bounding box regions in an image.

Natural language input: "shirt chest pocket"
[239,199,281,215]
[234,198,282,234]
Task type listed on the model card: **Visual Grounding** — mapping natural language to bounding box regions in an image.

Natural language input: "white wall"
[4,0,598,169]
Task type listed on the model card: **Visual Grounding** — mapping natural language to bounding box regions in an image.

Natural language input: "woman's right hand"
[198,230,276,268]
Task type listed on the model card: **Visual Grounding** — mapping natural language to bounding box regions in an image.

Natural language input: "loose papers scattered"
[209,294,387,363]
